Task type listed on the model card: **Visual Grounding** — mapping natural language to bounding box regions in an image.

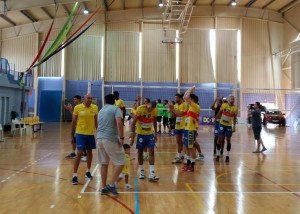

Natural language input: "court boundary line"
[80,164,99,194]
[80,191,300,194]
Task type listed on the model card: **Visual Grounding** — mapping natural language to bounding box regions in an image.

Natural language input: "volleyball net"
[103,83,300,126]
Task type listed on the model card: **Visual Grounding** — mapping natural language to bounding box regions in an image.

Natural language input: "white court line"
[81,191,300,194]
[80,164,99,194]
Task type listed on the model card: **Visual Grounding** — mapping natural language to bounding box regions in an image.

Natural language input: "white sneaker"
[139,170,145,179]
[149,172,159,181]
[172,157,181,164]
[195,153,204,161]
[125,184,132,189]
[81,156,87,162]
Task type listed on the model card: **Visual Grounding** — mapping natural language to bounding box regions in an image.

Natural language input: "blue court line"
[134,177,140,214]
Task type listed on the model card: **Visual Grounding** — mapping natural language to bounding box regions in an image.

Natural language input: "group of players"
[65,86,238,190]
[121,86,238,177]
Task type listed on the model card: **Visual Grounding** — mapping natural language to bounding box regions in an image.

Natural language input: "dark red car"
[263,109,286,126]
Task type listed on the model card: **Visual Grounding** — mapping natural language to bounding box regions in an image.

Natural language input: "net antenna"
[162,0,194,44]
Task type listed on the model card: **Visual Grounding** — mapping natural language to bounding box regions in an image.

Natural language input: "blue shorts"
[218,124,232,138]
[214,120,220,137]
[175,129,184,136]
[76,134,96,150]
[136,134,155,150]
[183,130,196,149]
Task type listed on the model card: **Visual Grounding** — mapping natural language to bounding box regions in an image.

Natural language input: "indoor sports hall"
[0,0,300,213]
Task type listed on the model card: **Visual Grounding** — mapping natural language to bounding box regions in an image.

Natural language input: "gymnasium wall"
[0,9,292,88]
[1,6,300,124]
[0,73,29,125]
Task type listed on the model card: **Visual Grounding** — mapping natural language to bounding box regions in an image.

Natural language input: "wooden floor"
[1,122,300,214]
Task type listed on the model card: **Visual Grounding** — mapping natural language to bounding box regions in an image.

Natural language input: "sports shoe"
[139,170,145,179]
[172,157,181,164]
[66,152,76,159]
[81,156,87,162]
[183,158,187,164]
[149,172,159,181]
[157,130,161,134]
[105,184,119,197]
[261,148,267,152]
[195,153,204,161]
[225,156,230,162]
[85,171,93,180]
[125,184,132,189]
[72,176,78,185]
[101,187,109,195]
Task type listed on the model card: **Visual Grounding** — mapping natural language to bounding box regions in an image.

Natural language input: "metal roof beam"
[62,4,70,15]
[41,7,53,19]
[0,0,92,11]
[245,0,257,8]
[262,0,276,10]
[0,14,16,26]
[20,10,38,22]
[278,0,300,13]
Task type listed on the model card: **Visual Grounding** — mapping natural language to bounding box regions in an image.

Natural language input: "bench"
[21,116,45,133]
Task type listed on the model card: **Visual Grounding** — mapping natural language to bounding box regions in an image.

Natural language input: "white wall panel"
[1,33,38,73]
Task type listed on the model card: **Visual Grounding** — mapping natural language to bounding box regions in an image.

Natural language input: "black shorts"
[163,116,169,126]
[252,126,262,140]
[247,117,252,124]
[168,117,176,125]
[157,116,162,123]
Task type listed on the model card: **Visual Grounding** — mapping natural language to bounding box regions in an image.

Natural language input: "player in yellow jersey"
[129,100,159,181]
[214,95,238,162]
[114,91,126,125]
[168,93,188,163]
[182,86,200,172]
[71,93,98,185]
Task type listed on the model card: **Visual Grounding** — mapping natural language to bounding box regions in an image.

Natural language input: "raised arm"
[183,86,196,105]
[211,96,219,111]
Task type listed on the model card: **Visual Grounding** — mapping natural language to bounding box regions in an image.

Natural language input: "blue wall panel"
[65,80,102,108]
[38,77,63,115]
[39,90,62,122]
